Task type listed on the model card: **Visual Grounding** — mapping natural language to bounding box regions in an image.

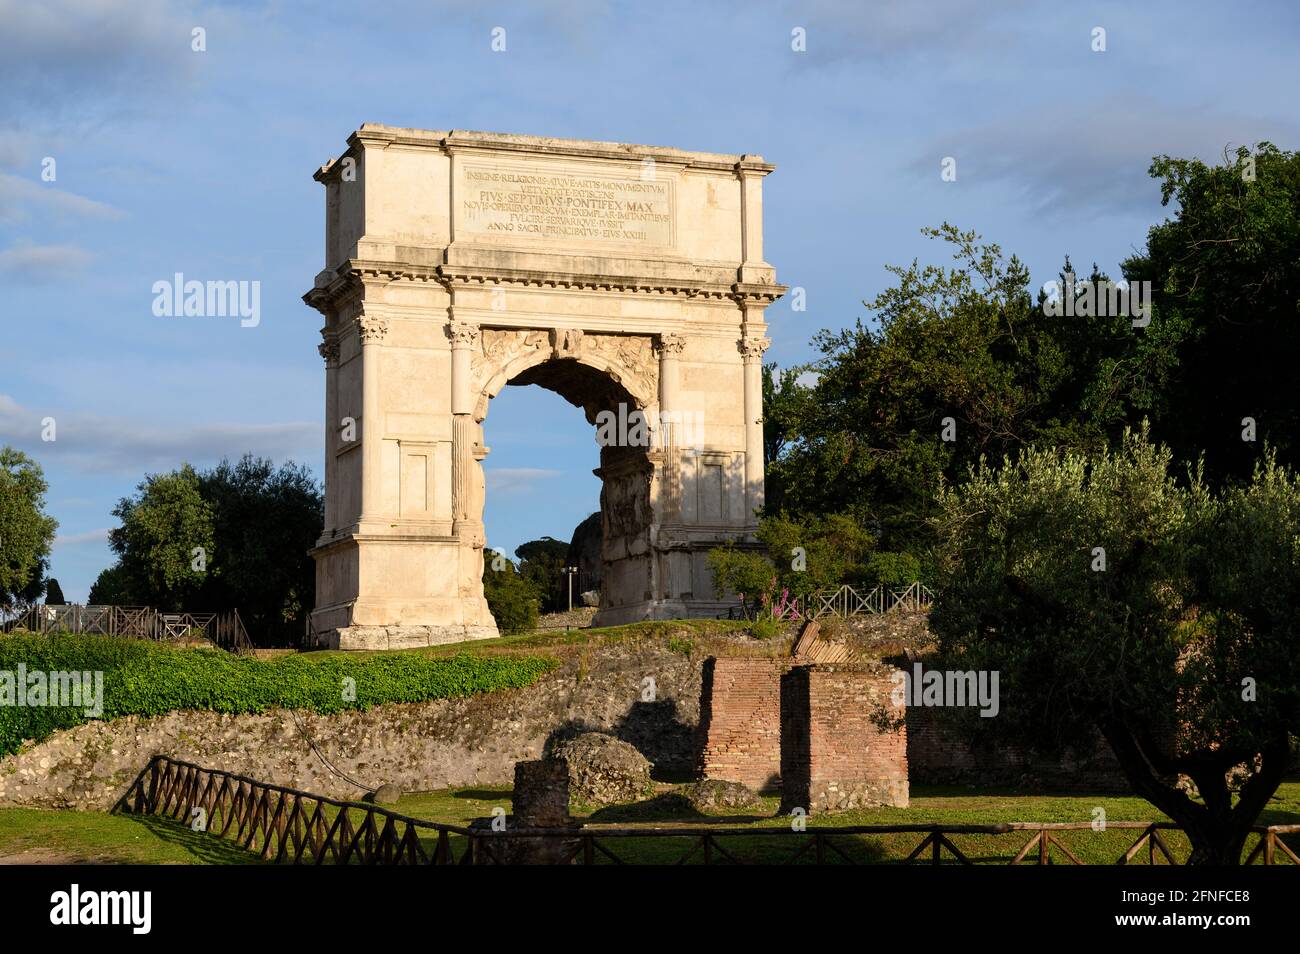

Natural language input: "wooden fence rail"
[1,604,252,653]
[113,755,1299,866]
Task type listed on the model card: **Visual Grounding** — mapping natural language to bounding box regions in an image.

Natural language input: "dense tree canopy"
[194,456,322,643]
[1125,143,1300,484]
[764,144,1297,570]
[101,456,321,644]
[483,551,540,634]
[108,464,214,611]
[514,536,570,613]
[929,428,1300,864]
[0,447,57,605]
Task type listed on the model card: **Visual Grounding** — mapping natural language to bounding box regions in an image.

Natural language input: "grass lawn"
[0,808,260,865]
[5,782,1297,865]
[391,781,1300,865]
[299,618,769,661]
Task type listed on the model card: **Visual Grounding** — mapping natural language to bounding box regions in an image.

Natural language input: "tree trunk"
[1099,722,1288,866]
[1182,823,1250,866]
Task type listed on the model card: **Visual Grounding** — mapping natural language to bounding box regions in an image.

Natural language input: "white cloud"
[790,0,1031,62]
[0,241,95,277]
[53,527,111,546]
[0,394,319,475]
[485,467,561,495]
[918,94,1300,217]
[0,172,124,224]
[0,0,202,107]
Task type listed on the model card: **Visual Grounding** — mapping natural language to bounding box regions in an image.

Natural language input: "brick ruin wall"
[798,666,909,811]
[697,657,791,793]
[701,657,910,810]
[701,657,1127,807]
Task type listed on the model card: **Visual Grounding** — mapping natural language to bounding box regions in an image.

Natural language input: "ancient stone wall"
[698,657,791,793]
[701,658,909,809]
[784,666,909,811]
[1,628,1132,812]
[0,640,704,811]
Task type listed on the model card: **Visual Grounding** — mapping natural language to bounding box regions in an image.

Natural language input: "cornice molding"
[303,260,787,315]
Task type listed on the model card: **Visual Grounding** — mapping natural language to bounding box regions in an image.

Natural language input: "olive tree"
[931,428,1299,864]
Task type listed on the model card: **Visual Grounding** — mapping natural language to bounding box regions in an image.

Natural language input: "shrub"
[756,512,875,596]
[706,543,773,612]
[863,551,924,589]
[0,632,557,756]
[482,553,541,634]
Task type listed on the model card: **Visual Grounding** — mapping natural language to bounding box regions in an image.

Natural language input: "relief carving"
[470,327,657,409]
[583,333,657,406]
[470,328,549,396]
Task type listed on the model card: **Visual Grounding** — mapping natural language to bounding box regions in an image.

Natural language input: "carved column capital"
[447,320,481,349]
[738,335,771,361]
[355,315,389,344]
[318,330,340,366]
[656,333,687,358]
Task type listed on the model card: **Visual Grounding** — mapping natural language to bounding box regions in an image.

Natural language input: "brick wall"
[782,666,909,811]
[701,657,909,810]
[698,657,791,793]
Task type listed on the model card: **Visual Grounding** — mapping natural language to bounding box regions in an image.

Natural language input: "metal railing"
[1,604,253,653]
[800,582,934,619]
[721,583,935,621]
[113,755,1299,865]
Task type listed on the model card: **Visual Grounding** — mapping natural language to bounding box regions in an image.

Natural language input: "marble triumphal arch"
[305,126,784,649]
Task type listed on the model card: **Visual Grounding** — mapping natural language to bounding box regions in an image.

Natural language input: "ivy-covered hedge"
[0,632,557,757]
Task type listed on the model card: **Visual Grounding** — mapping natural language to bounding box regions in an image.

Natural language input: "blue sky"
[2,0,1297,602]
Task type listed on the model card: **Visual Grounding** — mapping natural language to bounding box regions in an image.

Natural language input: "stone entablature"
[304,126,785,649]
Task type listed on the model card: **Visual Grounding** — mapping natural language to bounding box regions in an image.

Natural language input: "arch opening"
[481,355,659,624]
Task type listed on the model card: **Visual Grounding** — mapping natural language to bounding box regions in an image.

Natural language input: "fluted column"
[356,314,388,523]
[656,333,685,448]
[448,320,481,542]
[740,334,770,519]
[318,330,340,539]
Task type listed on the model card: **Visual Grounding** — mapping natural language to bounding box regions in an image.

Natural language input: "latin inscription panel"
[459,160,675,250]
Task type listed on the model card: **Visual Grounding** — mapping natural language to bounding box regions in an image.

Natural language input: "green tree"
[767,225,1051,555]
[109,465,214,610]
[88,565,132,605]
[514,536,570,613]
[708,513,875,616]
[1125,143,1300,485]
[756,512,874,597]
[105,456,321,642]
[930,428,1300,864]
[482,551,540,634]
[195,455,322,644]
[762,362,815,468]
[0,447,58,605]
[44,578,65,605]
[766,225,1185,561]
